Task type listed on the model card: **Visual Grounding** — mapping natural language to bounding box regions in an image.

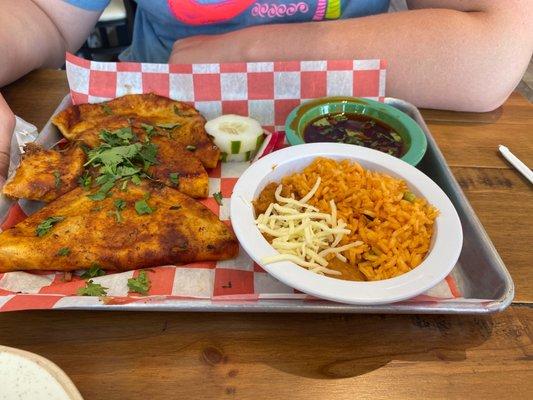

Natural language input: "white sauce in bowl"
[0,352,71,400]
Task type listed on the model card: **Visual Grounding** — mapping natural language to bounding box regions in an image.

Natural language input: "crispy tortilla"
[0,182,238,272]
[2,143,85,202]
[52,93,220,168]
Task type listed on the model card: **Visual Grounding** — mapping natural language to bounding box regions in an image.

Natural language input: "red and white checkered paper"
[0,53,462,312]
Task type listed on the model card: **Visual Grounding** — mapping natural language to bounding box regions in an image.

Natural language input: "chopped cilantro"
[99,127,134,146]
[131,174,142,185]
[87,178,115,201]
[135,196,154,215]
[101,104,113,115]
[82,124,161,201]
[115,165,141,177]
[113,198,126,222]
[81,264,106,279]
[213,192,223,206]
[56,247,70,256]
[169,172,180,186]
[79,171,92,190]
[157,122,180,129]
[127,270,151,295]
[77,280,108,296]
[173,105,194,117]
[138,142,158,170]
[185,145,196,152]
[115,199,126,210]
[141,123,155,137]
[53,171,61,189]
[80,143,92,155]
[85,143,142,169]
[35,216,65,237]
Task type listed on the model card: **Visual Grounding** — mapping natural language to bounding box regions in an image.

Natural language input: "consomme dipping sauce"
[304,113,405,157]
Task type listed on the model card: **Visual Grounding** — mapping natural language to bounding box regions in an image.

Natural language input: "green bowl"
[285,97,427,166]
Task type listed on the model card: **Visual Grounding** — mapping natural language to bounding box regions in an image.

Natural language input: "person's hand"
[0,92,15,182]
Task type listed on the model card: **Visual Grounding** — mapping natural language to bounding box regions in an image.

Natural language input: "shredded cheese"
[256,178,363,276]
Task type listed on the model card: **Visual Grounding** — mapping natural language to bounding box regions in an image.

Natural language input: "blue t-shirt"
[67,0,390,62]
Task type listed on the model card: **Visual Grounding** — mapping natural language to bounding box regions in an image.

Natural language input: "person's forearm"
[0,0,100,87]
[0,0,65,86]
[0,92,15,177]
[176,3,532,111]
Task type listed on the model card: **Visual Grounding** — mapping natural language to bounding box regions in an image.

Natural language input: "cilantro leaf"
[99,127,134,146]
[157,122,180,129]
[77,280,108,296]
[35,216,65,237]
[83,125,160,206]
[101,104,113,115]
[87,178,116,201]
[185,145,196,152]
[213,192,223,206]
[169,172,180,186]
[80,264,106,279]
[173,105,194,117]
[53,171,61,189]
[127,270,151,295]
[135,195,154,215]
[138,142,158,170]
[115,127,134,141]
[56,247,70,256]
[141,123,155,137]
[115,199,126,210]
[113,198,126,222]
[85,143,142,170]
[131,174,142,185]
[79,171,92,190]
[115,165,141,177]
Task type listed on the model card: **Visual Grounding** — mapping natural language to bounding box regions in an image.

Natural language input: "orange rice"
[280,157,439,281]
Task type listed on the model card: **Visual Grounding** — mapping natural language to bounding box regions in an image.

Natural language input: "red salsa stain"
[303,113,405,158]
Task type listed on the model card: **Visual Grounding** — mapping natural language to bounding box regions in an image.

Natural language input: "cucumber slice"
[205,115,263,155]
[220,151,252,162]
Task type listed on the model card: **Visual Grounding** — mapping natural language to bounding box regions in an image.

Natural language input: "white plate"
[230,143,463,305]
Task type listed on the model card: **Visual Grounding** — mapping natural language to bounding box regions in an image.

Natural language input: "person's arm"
[0,93,14,181]
[170,0,533,112]
[0,0,102,86]
[0,0,103,177]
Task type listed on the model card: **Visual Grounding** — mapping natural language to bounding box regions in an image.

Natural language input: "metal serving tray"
[15,96,517,314]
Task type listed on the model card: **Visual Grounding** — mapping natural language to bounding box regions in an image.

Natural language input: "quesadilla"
[0,182,238,272]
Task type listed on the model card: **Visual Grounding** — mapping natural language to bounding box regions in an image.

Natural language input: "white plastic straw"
[498,145,533,185]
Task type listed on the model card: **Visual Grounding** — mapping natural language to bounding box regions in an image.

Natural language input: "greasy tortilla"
[2,143,85,202]
[52,93,220,168]
[0,182,238,272]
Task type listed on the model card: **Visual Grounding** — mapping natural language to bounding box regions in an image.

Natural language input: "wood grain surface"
[0,309,531,399]
[1,70,532,400]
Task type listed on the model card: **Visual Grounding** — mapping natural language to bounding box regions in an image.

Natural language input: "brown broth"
[303,112,405,157]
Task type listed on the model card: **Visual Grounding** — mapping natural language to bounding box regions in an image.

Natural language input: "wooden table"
[1,70,532,400]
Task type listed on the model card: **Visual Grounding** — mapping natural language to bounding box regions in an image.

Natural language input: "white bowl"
[230,143,463,305]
